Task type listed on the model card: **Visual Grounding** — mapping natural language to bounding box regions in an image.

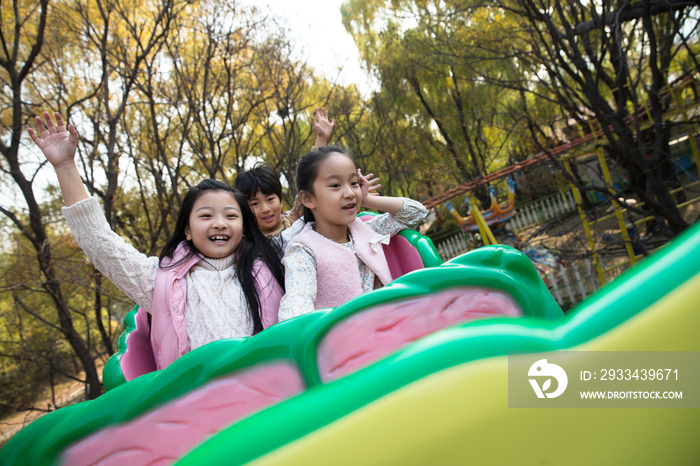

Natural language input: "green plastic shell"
[2,220,698,466]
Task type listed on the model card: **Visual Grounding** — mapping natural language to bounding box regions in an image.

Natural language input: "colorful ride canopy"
[445,180,516,233]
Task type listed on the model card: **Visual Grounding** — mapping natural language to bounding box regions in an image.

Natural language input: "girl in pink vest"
[29,112,285,370]
[278,146,427,320]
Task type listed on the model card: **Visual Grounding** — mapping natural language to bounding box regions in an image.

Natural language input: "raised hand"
[27,111,87,206]
[358,168,381,203]
[311,107,335,146]
[27,112,78,169]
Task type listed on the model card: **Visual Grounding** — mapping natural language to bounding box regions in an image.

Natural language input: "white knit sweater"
[63,197,254,351]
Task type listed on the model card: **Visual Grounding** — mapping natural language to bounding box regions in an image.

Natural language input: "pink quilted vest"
[150,242,284,370]
[151,242,201,370]
[292,218,393,310]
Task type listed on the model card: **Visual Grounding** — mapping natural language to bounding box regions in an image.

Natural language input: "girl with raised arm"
[278,146,427,320]
[29,112,285,369]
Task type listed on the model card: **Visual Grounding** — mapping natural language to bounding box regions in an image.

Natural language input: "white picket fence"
[436,231,473,261]
[435,190,577,258]
[542,259,631,310]
[541,260,600,309]
[510,190,577,232]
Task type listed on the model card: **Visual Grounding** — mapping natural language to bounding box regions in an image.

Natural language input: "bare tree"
[166,0,275,184]
[488,0,698,235]
[0,0,106,399]
[0,0,184,402]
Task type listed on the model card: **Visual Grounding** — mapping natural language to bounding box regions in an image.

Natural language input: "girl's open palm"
[27,112,78,169]
[358,169,381,202]
[311,107,335,141]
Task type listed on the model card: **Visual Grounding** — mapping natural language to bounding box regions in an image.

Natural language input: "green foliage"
[341,0,536,198]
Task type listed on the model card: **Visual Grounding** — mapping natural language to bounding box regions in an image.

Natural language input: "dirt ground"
[518,197,700,270]
[0,359,106,447]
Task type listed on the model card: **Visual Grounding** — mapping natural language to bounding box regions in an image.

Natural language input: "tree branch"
[571,0,697,36]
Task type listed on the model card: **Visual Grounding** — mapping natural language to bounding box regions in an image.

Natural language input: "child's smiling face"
[302,152,361,242]
[185,190,243,259]
[248,190,282,232]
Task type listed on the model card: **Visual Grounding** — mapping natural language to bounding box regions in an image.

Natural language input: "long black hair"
[159,179,285,334]
[296,145,356,223]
